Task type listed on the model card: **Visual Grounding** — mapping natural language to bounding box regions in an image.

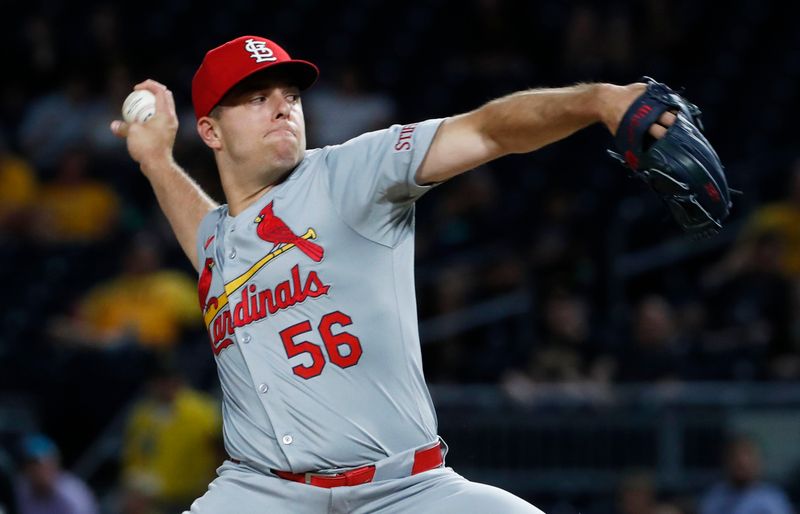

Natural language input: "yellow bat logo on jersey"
[202,227,318,327]
[207,264,330,355]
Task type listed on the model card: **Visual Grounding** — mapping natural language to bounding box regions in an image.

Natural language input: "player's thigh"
[184,461,331,514]
[357,467,545,514]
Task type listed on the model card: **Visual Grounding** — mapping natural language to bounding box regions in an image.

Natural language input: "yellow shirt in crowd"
[78,271,200,348]
[743,202,800,277]
[0,155,37,220]
[39,181,120,242]
[122,388,221,504]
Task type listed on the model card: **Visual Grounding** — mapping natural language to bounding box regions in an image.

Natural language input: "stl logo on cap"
[245,38,277,63]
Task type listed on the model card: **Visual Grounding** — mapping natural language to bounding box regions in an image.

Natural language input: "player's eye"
[250,95,267,104]
[286,93,301,103]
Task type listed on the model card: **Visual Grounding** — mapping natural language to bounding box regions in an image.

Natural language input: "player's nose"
[272,92,292,120]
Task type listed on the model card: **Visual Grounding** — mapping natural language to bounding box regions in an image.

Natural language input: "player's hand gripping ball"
[122,90,156,123]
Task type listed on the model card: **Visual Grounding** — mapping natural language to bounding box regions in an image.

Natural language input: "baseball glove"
[608,77,733,238]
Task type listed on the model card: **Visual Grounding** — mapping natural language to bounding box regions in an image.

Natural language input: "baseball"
[122,89,156,123]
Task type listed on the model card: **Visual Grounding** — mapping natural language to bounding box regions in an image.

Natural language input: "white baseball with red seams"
[121,89,156,123]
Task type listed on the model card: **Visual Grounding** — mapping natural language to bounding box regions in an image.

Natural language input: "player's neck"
[226,184,273,217]
[219,162,292,216]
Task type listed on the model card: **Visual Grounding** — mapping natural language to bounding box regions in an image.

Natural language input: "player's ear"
[197,116,222,150]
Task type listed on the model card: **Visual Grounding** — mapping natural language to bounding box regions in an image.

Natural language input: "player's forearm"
[141,157,217,271]
[415,82,645,184]
[480,83,620,155]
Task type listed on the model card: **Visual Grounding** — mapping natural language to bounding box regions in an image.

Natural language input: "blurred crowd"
[1,0,799,512]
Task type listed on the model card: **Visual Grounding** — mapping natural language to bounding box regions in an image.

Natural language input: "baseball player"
[110,35,679,513]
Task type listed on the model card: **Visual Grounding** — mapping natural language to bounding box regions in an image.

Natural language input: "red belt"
[269,442,443,488]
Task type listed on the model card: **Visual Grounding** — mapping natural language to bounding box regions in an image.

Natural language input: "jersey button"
[228,248,237,259]
[282,435,293,445]
[258,383,269,394]
[241,332,251,344]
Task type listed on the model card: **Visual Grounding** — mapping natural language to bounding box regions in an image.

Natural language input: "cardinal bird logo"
[198,257,215,312]
[254,201,324,262]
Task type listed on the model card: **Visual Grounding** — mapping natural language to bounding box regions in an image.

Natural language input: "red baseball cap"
[191,35,319,119]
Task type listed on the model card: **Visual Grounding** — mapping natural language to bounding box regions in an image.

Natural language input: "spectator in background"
[48,232,200,350]
[303,66,395,147]
[616,470,683,514]
[14,434,98,514]
[526,188,595,291]
[113,474,161,514]
[701,158,800,380]
[701,231,795,380]
[29,147,120,245]
[420,168,502,257]
[18,74,94,171]
[524,287,612,383]
[616,295,694,383]
[501,287,614,404]
[85,65,133,156]
[737,159,800,279]
[120,357,221,512]
[699,435,794,514]
[0,147,38,238]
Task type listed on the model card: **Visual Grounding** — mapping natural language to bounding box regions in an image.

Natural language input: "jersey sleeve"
[322,118,445,246]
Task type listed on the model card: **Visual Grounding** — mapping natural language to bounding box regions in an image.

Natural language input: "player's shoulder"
[298,119,445,185]
[329,119,446,156]
[309,126,408,172]
[299,147,327,168]
[327,125,404,152]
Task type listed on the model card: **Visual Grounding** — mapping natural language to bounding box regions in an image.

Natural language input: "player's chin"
[269,142,305,169]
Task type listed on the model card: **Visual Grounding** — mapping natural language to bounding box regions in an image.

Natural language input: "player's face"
[214,76,307,174]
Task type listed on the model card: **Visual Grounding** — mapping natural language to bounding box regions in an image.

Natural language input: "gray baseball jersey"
[189,119,546,514]
[195,119,444,474]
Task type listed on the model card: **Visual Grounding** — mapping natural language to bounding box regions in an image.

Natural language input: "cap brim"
[273,60,319,90]
[232,60,319,94]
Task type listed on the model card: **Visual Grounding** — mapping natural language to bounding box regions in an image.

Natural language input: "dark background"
[1,0,800,513]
